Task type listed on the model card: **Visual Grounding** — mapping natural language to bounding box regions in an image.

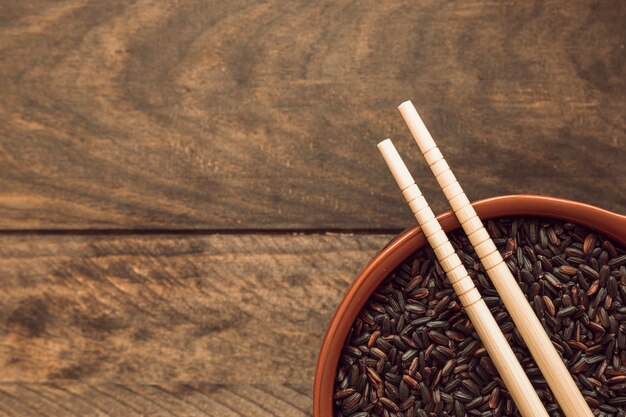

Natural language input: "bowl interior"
[314,195,626,417]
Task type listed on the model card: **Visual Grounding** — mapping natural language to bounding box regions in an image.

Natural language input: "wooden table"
[0,1,624,416]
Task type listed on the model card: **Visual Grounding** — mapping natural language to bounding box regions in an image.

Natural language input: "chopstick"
[398,100,593,417]
[377,139,549,417]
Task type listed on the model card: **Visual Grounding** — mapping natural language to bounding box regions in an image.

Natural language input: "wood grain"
[0,383,312,417]
[0,233,392,387]
[0,0,624,230]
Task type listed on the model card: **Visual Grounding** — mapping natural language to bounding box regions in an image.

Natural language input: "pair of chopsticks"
[378,101,592,417]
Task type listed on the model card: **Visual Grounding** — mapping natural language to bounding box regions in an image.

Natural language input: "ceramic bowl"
[314,195,626,417]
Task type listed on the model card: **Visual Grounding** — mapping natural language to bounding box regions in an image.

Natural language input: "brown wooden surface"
[0,0,624,230]
[1,1,625,416]
[0,233,392,416]
[0,383,311,417]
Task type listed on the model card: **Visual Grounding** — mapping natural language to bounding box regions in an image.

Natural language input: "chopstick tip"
[377,138,393,149]
[377,139,415,191]
[398,100,414,110]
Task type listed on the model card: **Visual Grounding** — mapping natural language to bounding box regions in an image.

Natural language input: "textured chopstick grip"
[398,101,592,417]
[378,138,549,417]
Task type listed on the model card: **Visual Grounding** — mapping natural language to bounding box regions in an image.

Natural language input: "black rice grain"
[333,217,626,417]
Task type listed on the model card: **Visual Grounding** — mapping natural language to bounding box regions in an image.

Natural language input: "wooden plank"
[0,383,312,417]
[0,0,624,230]
[0,233,366,415]
[0,233,392,385]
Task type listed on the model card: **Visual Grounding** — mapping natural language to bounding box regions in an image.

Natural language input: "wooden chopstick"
[398,100,593,417]
[377,139,549,417]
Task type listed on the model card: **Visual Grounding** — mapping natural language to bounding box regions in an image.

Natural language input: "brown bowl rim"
[313,194,626,417]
